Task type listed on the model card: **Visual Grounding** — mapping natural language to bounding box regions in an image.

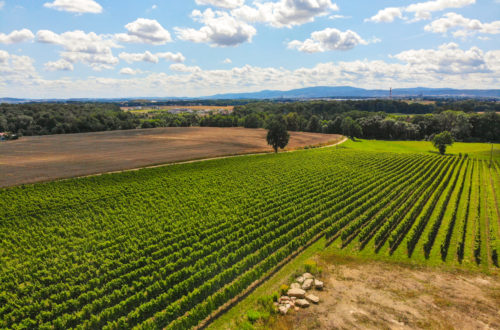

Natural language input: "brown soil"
[276,256,500,330]
[0,127,340,188]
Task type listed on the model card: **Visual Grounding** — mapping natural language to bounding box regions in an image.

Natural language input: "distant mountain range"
[1,86,499,103]
[206,86,500,99]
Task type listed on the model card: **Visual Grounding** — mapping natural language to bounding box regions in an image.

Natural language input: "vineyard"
[0,146,499,329]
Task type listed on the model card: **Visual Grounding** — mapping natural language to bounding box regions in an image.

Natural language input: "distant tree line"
[1,100,499,142]
[0,103,139,136]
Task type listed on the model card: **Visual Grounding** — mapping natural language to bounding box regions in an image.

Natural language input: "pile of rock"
[276,272,324,315]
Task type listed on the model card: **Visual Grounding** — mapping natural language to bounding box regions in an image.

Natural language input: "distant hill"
[1,86,499,103]
[205,86,500,99]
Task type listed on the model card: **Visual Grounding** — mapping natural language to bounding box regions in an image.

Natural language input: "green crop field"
[1,142,499,329]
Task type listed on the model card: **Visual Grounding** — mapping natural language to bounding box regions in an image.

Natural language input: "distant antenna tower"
[389,87,392,99]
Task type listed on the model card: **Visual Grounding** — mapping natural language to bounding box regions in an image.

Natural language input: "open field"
[343,139,500,161]
[121,105,234,113]
[1,142,498,329]
[0,127,340,187]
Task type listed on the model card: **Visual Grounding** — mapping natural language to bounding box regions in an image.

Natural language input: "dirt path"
[277,256,500,330]
[0,127,343,188]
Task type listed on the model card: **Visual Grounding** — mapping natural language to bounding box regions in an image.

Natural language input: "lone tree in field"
[432,131,454,155]
[267,119,290,153]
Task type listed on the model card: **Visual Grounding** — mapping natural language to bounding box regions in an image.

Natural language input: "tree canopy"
[432,131,454,155]
[266,119,290,153]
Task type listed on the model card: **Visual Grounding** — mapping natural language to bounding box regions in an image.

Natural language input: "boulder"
[303,272,314,279]
[287,288,306,298]
[290,282,301,289]
[280,295,290,302]
[302,278,314,290]
[279,305,289,315]
[296,276,305,284]
[295,299,310,308]
[314,279,324,290]
[305,294,320,304]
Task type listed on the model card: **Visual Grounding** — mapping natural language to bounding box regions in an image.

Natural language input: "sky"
[0,0,499,98]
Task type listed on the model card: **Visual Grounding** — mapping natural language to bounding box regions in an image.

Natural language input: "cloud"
[3,44,499,98]
[424,12,500,38]
[44,59,74,71]
[0,29,35,44]
[115,18,172,45]
[329,14,349,20]
[36,30,120,70]
[169,63,202,73]
[0,52,39,87]
[0,1,4,10]
[392,42,489,74]
[223,58,232,63]
[232,0,338,28]
[43,0,103,14]
[120,67,145,75]
[365,7,403,23]
[288,28,368,53]
[175,8,256,46]
[406,0,476,21]
[118,51,185,64]
[195,0,245,9]
[152,4,157,10]
[367,0,475,23]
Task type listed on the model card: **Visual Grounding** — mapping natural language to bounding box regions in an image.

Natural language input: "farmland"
[1,140,498,329]
[0,127,339,187]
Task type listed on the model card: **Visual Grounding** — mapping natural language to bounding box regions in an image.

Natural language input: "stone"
[279,305,288,315]
[287,288,306,298]
[314,279,324,290]
[280,295,290,301]
[303,272,314,279]
[273,302,279,306]
[296,276,305,284]
[294,306,300,311]
[302,278,314,290]
[295,299,310,308]
[305,294,320,304]
[290,282,301,289]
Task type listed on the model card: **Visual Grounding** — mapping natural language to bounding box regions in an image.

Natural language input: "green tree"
[243,113,263,128]
[306,115,321,132]
[341,116,362,139]
[266,120,290,153]
[432,131,454,155]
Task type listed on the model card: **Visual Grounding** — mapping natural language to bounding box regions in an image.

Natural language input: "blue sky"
[0,0,499,98]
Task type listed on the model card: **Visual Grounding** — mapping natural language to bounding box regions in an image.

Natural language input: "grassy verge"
[207,238,326,330]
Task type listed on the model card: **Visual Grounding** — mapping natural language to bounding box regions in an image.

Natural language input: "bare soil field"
[0,127,340,188]
[276,255,500,330]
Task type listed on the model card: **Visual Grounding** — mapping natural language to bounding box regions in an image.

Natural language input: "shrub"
[280,284,289,296]
[246,310,260,324]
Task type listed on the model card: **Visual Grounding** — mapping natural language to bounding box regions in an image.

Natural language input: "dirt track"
[0,127,340,188]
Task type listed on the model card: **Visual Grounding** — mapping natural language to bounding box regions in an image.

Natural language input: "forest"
[1,100,499,142]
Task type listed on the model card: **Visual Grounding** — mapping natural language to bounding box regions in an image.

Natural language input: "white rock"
[306,294,320,304]
[303,272,314,279]
[287,288,306,298]
[302,278,314,290]
[314,279,324,290]
[296,276,305,284]
[279,305,288,315]
[290,282,301,289]
[295,299,310,308]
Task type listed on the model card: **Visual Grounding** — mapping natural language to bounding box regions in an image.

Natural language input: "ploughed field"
[1,147,499,329]
[0,127,339,187]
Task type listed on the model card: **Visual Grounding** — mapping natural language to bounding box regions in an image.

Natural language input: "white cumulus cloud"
[195,0,245,9]
[120,67,145,75]
[223,58,232,63]
[169,63,202,73]
[44,59,74,71]
[175,8,256,46]
[365,7,403,23]
[0,29,35,44]
[232,0,338,28]
[119,51,185,64]
[424,12,500,38]
[43,0,103,14]
[36,30,120,70]
[115,18,172,45]
[0,1,5,10]
[288,28,368,53]
[367,0,475,23]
